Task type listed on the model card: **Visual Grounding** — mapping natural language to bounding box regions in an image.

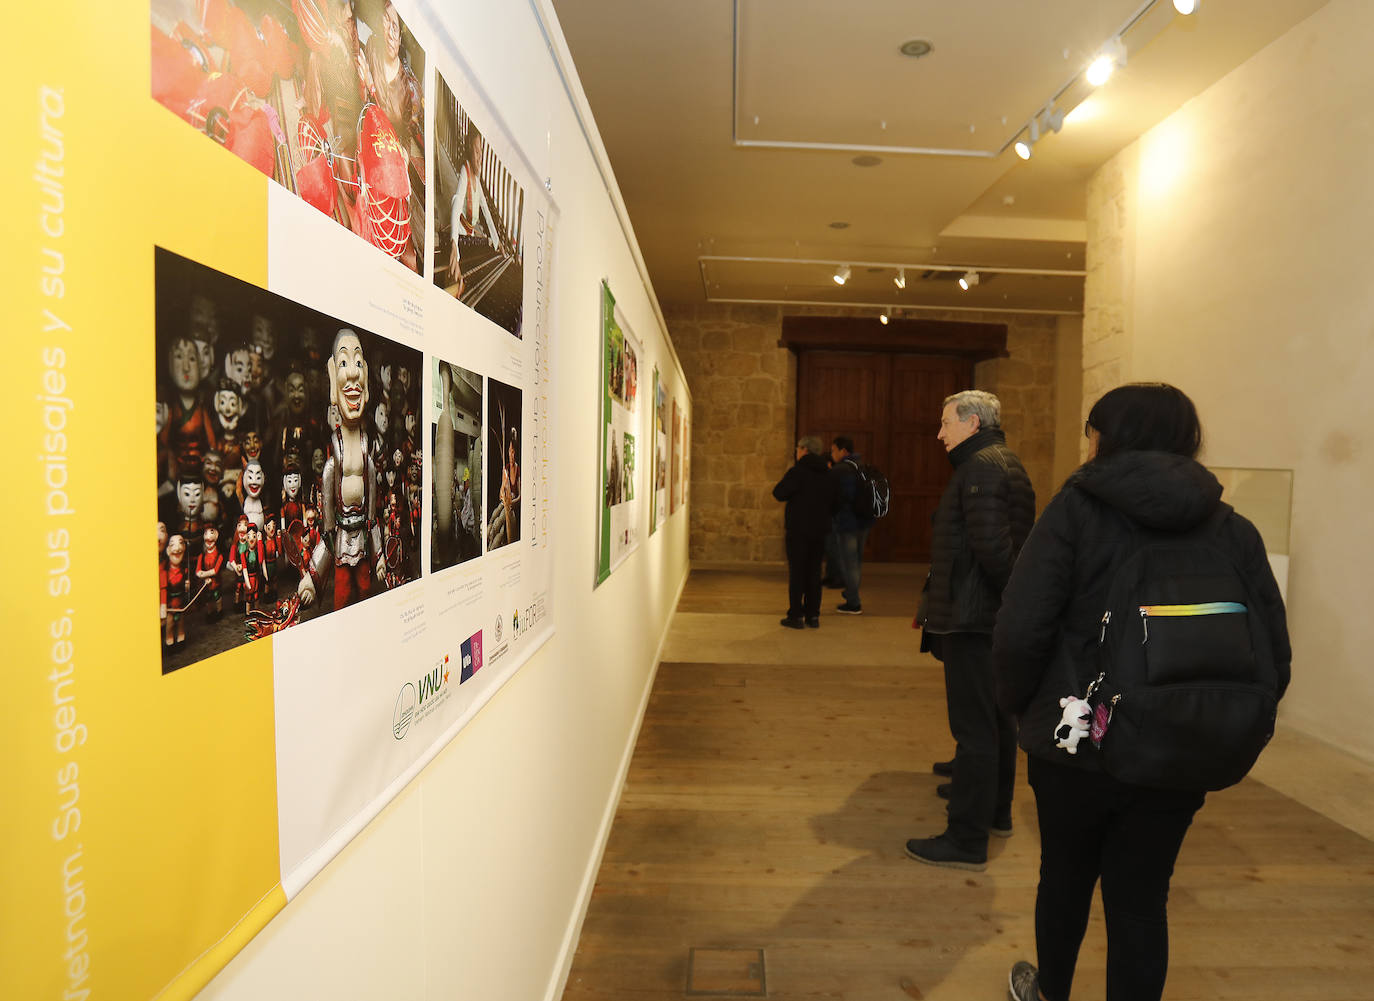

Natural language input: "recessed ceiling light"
[852,155,882,168]
[829,221,850,229]
[899,39,933,58]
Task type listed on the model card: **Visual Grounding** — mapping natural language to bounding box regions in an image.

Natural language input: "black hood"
[1068,451,1222,531]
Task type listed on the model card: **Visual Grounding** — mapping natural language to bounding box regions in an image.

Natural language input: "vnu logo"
[419,655,451,703]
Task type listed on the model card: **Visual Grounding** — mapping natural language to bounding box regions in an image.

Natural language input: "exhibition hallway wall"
[10,1,1369,1000]
[193,2,693,1000]
[1078,0,1374,764]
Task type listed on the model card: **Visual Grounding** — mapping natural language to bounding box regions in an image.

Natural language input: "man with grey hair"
[772,436,837,629]
[907,389,1035,870]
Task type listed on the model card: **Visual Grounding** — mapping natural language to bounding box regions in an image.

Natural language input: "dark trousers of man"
[784,532,825,619]
[1029,756,1205,1001]
[940,632,1017,850]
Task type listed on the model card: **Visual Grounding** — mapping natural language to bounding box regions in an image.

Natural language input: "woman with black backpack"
[992,383,1290,1001]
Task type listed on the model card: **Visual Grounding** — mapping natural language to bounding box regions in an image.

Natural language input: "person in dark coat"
[909,390,1035,870]
[772,436,838,629]
[993,383,1290,1001]
[829,436,875,613]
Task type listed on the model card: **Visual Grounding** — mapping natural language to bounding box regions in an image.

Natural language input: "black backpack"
[1084,504,1279,792]
[846,459,890,520]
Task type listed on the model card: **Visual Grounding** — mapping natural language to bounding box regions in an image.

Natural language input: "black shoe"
[780,616,805,629]
[836,602,862,614]
[936,782,951,800]
[1008,960,1040,1001]
[903,834,987,872]
[932,759,955,777]
[805,617,820,628]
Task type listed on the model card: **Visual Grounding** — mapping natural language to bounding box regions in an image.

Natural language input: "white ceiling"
[550,0,1329,313]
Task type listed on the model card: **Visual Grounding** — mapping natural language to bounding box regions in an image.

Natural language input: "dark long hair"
[1087,383,1202,461]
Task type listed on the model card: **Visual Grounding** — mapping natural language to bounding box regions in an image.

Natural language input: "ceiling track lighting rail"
[732,0,1191,162]
[704,296,1082,318]
[699,254,1086,291]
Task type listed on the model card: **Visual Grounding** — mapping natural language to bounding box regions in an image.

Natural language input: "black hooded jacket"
[992,450,1291,770]
[772,452,836,538]
[917,426,1036,634]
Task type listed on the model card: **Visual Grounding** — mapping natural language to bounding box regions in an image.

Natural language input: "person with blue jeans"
[829,436,872,614]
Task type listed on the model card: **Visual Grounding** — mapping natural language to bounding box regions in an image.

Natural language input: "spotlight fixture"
[833,265,851,286]
[1173,0,1198,12]
[1040,103,1065,135]
[879,311,890,325]
[894,268,906,290]
[1014,118,1039,160]
[1086,37,1127,88]
[958,270,980,291]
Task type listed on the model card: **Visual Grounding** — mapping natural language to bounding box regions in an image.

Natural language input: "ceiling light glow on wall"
[833,265,851,286]
[1086,37,1127,87]
[1173,0,1198,13]
[958,270,980,291]
[894,268,906,289]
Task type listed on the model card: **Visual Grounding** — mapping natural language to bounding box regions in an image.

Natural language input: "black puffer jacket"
[992,451,1291,770]
[772,452,836,538]
[917,427,1036,634]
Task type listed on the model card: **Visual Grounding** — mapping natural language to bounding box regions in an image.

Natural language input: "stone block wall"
[1083,145,1138,431]
[666,302,1067,565]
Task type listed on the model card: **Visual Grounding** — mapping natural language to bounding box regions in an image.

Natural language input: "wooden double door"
[796,351,972,562]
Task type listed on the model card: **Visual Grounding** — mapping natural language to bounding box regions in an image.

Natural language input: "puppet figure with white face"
[195,524,225,621]
[160,533,191,647]
[162,335,217,485]
[190,293,219,385]
[372,400,390,466]
[239,458,268,531]
[299,328,385,610]
[223,344,263,434]
[172,472,206,561]
[212,378,245,471]
[280,459,306,531]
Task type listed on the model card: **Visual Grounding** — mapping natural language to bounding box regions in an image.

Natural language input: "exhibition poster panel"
[650,366,668,534]
[9,1,557,998]
[595,281,642,582]
[670,397,682,514]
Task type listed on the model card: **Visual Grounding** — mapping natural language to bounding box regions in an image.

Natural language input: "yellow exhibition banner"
[6,1,558,996]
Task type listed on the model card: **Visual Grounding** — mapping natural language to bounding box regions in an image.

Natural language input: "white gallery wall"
[197,1,691,999]
[1084,0,1374,762]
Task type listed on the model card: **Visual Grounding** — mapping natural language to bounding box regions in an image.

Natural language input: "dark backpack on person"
[1084,504,1279,792]
[845,459,890,520]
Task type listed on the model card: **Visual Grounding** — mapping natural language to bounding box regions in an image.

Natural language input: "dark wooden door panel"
[796,349,970,561]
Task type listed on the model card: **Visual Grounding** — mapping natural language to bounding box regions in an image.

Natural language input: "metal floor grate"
[685,947,767,997]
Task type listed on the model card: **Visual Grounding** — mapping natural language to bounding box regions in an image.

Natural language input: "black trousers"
[1029,755,1205,1001]
[784,532,825,618]
[940,632,1018,848]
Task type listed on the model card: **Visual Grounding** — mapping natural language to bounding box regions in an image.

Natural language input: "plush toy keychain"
[1055,697,1093,754]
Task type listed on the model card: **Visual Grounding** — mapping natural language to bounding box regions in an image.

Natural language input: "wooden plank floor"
[562,568,1374,1001]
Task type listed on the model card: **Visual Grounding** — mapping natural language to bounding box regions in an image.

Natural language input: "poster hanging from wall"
[650,367,668,534]
[9,2,557,998]
[670,397,682,514]
[596,281,642,582]
[681,413,691,511]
